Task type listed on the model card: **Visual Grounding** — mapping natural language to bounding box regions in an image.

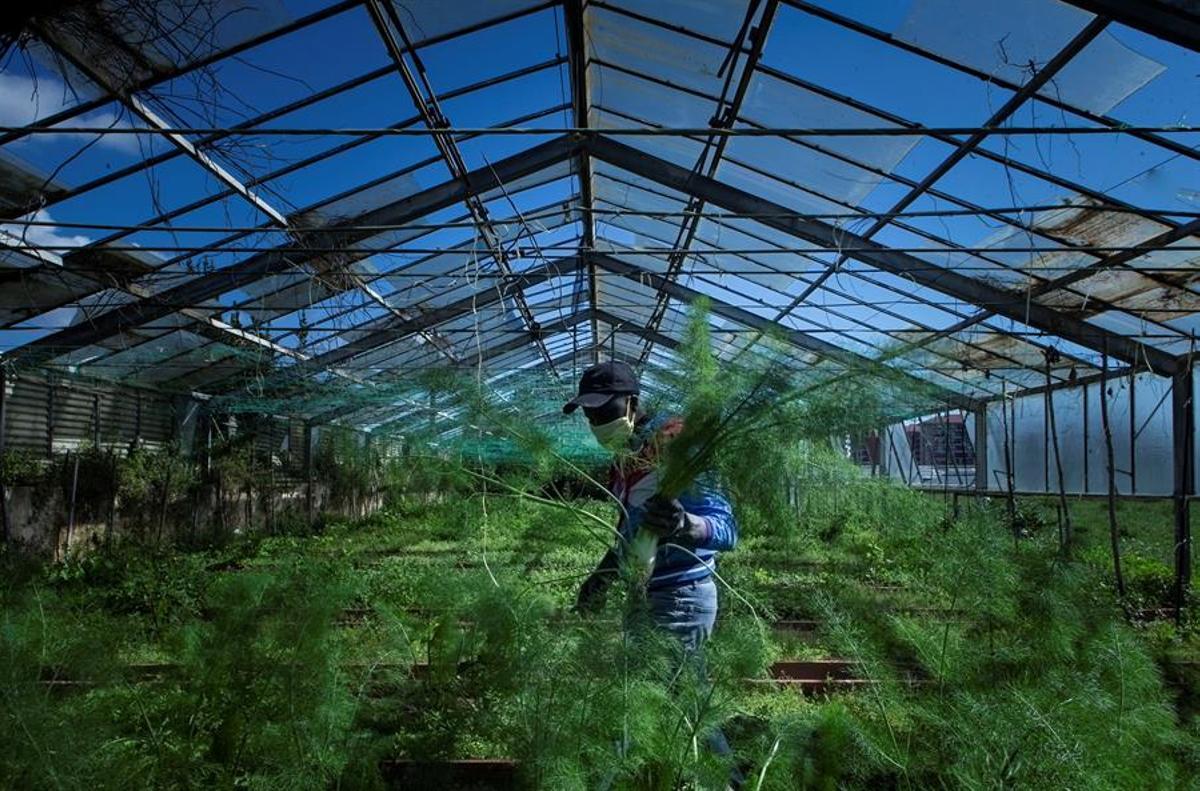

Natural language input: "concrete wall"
[2,479,383,560]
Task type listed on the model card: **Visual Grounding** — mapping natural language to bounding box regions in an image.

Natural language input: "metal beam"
[244,257,585,396]
[777,0,1199,165]
[7,135,581,368]
[33,21,467,366]
[587,251,978,410]
[769,17,1108,328]
[365,0,560,374]
[638,0,778,363]
[306,309,597,427]
[585,135,1181,375]
[1064,0,1200,51]
[562,0,602,365]
[13,56,566,222]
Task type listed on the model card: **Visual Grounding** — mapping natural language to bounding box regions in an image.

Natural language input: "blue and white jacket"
[610,414,738,590]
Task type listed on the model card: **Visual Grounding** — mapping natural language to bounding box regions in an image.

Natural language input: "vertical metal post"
[134,390,142,447]
[92,392,100,448]
[974,406,987,495]
[47,381,55,457]
[1043,383,1050,493]
[1101,340,1125,596]
[305,422,315,527]
[1082,381,1090,494]
[0,369,9,546]
[1130,370,1138,494]
[942,408,950,495]
[1002,381,1017,537]
[1172,363,1193,619]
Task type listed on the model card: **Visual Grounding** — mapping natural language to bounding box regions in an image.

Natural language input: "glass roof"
[0,0,1196,430]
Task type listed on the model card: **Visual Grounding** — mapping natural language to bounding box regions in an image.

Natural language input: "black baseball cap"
[562,361,640,414]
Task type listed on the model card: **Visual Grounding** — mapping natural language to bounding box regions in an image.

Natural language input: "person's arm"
[574,546,619,613]
[684,487,738,551]
[642,487,738,551]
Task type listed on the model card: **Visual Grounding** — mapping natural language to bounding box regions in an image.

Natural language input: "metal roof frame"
[0,0,1195,425]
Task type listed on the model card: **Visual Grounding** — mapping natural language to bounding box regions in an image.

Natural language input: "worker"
[564,360,741,785]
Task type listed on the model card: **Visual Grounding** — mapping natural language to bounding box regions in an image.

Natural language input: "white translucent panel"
[591,104,710,173]
[1099,24,1200,125]
[296,163,432,226]
[882,423,919,484]
[1084,309,1185,351]
[984,403,1009,492]
[605,0,755,44]
[722,134,893,211]
[264,136,440,217]
[390,0,545,43]
[765,4,1013,127]
[597,278,660,324]
[1133,373,1173,495]
[593,160,693,204]
[587,5,729,99]
[1048,387,1086,492]
[896,0,1163,115]
[716,160,847,217]
[1033,29,1167,115]
[683,250,798,294]
[978,106,1196,214]
[477,159,575,205]
[739,70,919,176]
[593,172,689,217]
[1041,273,1200,327]
[595,241,670,275]
[1133,237,1200,274]
[1011,393,1047,492]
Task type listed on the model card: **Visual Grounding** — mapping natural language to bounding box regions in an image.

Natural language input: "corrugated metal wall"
[2,373,186,456]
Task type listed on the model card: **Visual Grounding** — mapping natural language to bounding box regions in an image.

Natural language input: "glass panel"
[765,3,1014,126]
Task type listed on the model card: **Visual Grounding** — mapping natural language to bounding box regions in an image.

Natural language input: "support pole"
[1002,382,1017,540]
[1083,381,1090,494]
[1172,361,1194,619]
[0,369,8,546]
[1101,343,1125,597]
[1130,370,1138,494]
[974,407,987,496]
[305,422,315,528]
[47,382,55,458]
[1046,351,1072,556]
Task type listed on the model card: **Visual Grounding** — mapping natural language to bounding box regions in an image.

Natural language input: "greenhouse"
[0,0,1197,787]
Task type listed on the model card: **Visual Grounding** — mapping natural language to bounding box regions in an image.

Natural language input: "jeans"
[646,577,740,787]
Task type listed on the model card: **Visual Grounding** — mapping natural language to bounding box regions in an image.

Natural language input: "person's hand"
[642,495,687,538]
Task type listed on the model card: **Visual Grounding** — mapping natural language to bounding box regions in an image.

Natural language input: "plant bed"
[378,758,518,789]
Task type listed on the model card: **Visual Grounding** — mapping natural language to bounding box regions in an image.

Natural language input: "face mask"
[590,409,635,453]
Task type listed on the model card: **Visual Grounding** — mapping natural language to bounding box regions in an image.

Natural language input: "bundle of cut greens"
[624,300,938,585]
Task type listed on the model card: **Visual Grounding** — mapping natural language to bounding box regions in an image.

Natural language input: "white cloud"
[0,72,143,155]
[0,208,94,265]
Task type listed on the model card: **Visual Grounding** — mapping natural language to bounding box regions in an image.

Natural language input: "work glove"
[642,495,709,544]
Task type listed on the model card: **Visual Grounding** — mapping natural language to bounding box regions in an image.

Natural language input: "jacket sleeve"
[681,485,738,551]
